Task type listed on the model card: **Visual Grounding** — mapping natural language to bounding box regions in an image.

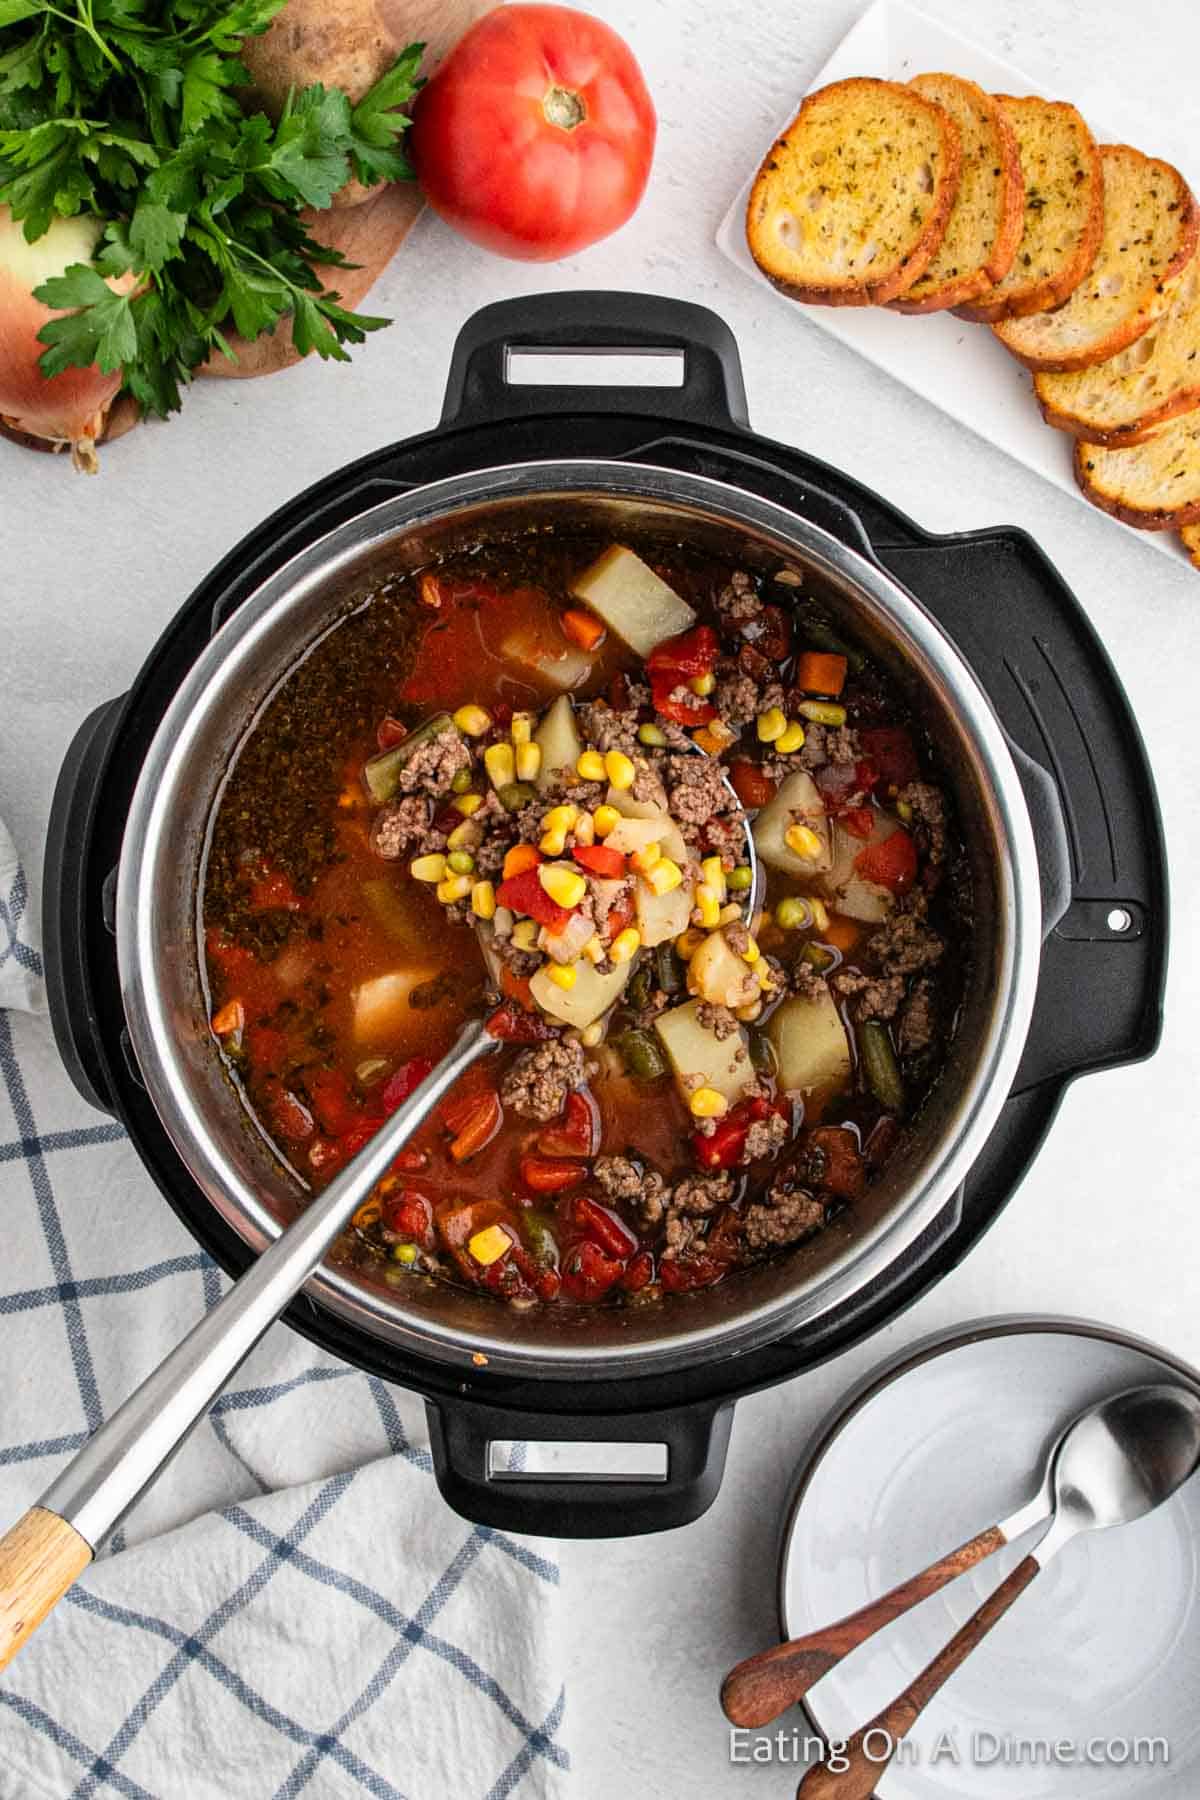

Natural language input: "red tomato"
[859,727,919,788]
[537,1090,598,1158]
[264,1080,314,1145]
[647,624,719,681]
[649,671,716,726]
[410,5,656,263]
[520,1154,588,1194]
[855,829,917,893]
[621,1250,654,1292]
[495,866,573,932]
[840,806,877,841]
[561,1239,623,1302]
[307,1069,362,1138]
[805,1127,866,1200]
[381,1058,434,1114]
[729,760,777,810]
[487,1002,556,1043]
[572,843,626,879]
[574,1194,637,1258]
[447,1091,503,1163]
[659,1254,725,1293]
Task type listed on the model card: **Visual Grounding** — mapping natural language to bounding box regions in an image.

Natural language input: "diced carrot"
[211,999,245,1037]
[795,651,848,697]
[502,843,543,881]
[561,608,606,651]
[824,914,863,954]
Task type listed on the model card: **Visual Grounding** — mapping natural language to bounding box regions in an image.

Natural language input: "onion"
[0,207,134,473]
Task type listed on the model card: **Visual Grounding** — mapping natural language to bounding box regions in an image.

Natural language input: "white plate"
[779,1319,1200,1798]
[715,0,1193,565]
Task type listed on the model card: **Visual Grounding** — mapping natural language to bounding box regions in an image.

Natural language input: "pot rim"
[117,459,1043,1377]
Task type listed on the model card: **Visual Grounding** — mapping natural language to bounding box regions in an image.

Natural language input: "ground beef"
[898,781,947,863]
[394,724,472,798]
[723,920,751,956]
[630,758,669,808]
[662,1215,702,1259]
[714,570,762,627]
[713,668,761,728]
[696,1002,739,1041]
[796,722,861,771]
[515,780,605,846]
[868,898,945,979]
[593,1155,644,1201]
[831,967,906,1021]
[701,815,746,860]
[741,1186,826,1250]
[370,795,443,860]
[663,753,738,828]
[500,1038,588,1122]
[590,876,631,939]
[741,1111,791,1163]
[898,977,935,1055]
[576,699,640,757]
[490,932,542,978]
[789,960,829,1001]
[670,1173,734,1216]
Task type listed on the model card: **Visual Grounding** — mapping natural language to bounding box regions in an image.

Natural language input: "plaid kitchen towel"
[0,829,568,1800]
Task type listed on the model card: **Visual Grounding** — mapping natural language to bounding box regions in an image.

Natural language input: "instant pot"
[44,294,1167,1535]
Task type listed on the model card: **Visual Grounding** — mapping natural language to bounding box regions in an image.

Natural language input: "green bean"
[497,780,538,813]
[362,712,456,802]
[618,1029,668,1082]
[800,617,865,674]
[626,964,653,1012]
[859,1019,905,1112]
[655,942,684,995]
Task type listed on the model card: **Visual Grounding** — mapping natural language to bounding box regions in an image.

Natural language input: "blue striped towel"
[0,824,568,1799]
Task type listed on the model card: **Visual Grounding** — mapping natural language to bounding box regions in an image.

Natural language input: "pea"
[727,865,753,892]
[638,722,668,747]
[498,781,537,813]
[618,1029,668,1082]
[775,896,812,931]
[801,941,836,972]
[447,850,475,875]
[451,768,473,794]
[859,1019,905,1112]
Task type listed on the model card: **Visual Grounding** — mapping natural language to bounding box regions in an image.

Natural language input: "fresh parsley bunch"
[0,0,423,415]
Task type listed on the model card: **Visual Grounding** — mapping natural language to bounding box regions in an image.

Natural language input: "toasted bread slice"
[1036,257,1200,444]
[746,77,962,307]
[955,97,1103,322]
[1182,523,1200,567]
[1076,413,1200,528]
[994,145,1198,370]
[888,73,1024,312]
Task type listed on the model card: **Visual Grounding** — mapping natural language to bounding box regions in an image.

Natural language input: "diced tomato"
[534,1267,562,1302]
[495,866,572,933]
[659,1254,725,1293]
[692,1096,788,1171]
[572,843,626,879]
[392,1146,430,1175]
[537,1091,598,1159]
[621,1250,654,1292]
[263,1079,314,1144]
[855,829,917,893]
[307,1068,362,1138]
[805,1127,866,1199]
[649,671,716,726]
[561,1239,623,1303]
[446,1090,502,1162]
[646,624,719,681]
[338,1121,379,1159]
[384,1190,434,1248]
[855,759,880,794]
[750,604,792,663]
[487,1003,556,1043]
[376,716,409,751]
[840,806,876,841]
[244,1023,288,1075]
[859,727,919,787]
[248,868,302,913]
[729,759,777,809]
[574,1194,637,1258]
[520,1154,588,1194]
[381,1057,434,1113]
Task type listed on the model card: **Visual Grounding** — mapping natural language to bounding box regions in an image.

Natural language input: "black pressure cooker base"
[43,296,1167,1535]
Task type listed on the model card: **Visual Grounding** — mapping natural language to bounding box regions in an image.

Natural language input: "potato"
[654,1001,755,1105]
[823,814,899,922]
[569,546,696,657]
[240,0,492,207]
[604,790,688,865]
[686,929,759,1009]
[752,770,832,876]
[530,958,632,1029]
[352,968,435,1044]
[635,872,694,948]
[534,695,582,791]
[767,989,852,1096]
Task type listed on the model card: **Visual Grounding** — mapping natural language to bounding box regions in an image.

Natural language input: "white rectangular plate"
[715,0,1193,565]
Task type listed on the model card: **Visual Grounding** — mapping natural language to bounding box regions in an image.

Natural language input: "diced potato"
[636,870,694,947]
[835,874,893,924]
[654,1000,755,1105]
[823,814,899,922]
[687,929,759,1009]
[500,630,594,693]
[534,694,583,792]
[752,770,832,875]
[767,988,852,1096]
[569,545,696,656]
[604,789,688,864]
[352,970,436,1045]
[530,957,632,1028]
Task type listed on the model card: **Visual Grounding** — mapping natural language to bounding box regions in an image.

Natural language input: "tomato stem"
[543,84,587,130]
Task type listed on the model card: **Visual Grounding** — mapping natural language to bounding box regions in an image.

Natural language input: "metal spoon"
[797,1382,1200,1799]
[0,1017,498,1671]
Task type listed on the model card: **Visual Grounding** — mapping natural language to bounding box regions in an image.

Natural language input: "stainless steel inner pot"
[117,461,1043,1378]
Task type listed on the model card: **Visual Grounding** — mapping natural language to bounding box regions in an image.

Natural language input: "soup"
[202,536,969,1308]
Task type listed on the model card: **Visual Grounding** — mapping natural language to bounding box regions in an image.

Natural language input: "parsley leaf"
[34,262,137,374]
[348,44,423,186]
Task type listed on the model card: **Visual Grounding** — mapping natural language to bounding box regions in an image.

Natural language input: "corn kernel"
[897,798,914,823]
[446,820,480,851]
[756,706,787,744]
[575,750,606,782]
[574,811,596,847]
[484,743,515,789]
[580,1019,606,1048]
[543,803,579,833]
[638,722,668,748]
[645,857,683,896]
[605,749,636,790]
[809,897,830,932]
[469,1223,512,1266]
[512,919,539,950]
[785,823,824,861]
[539,829,567,857]
[692,720,736,754]
[775,721,806,755]
[410,853,447,883]
[798,700,847,727]
[593,804,621,837]
[545,961,578,991]
[453,704,492,737]
[675,928,705,961]
[453,792,483,817]
[689,672,716,697]
[392,1242,418,1265]
[582,934,605,966]
[630,840,662,874]
[718,902,743,925]
[689,1086,729,1119]
[694,883,721,928]
[515,742,542,782]
[436,873,472,904]
[510,711,535,745]
[757,963,778,992]
[701,856,727,902]
[540,863,587,908]
[471,880,496,920]
[735,1000,764,1023]
[609,927,642,964]
[741,935,761,965]
[493,907,514,937]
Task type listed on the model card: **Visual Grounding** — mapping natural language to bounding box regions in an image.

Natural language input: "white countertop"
[3,1,1198,1793]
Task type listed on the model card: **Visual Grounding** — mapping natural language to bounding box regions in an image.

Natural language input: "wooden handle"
[0,1507,93,1671]
[721,1524,1005,1727]
[797,1553,1042,1800]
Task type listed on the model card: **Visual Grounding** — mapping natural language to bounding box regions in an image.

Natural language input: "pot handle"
[42,698,127,1115]
[1005,736,1072,938]
[424,1394,734,1537]
[439,291,750,432]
